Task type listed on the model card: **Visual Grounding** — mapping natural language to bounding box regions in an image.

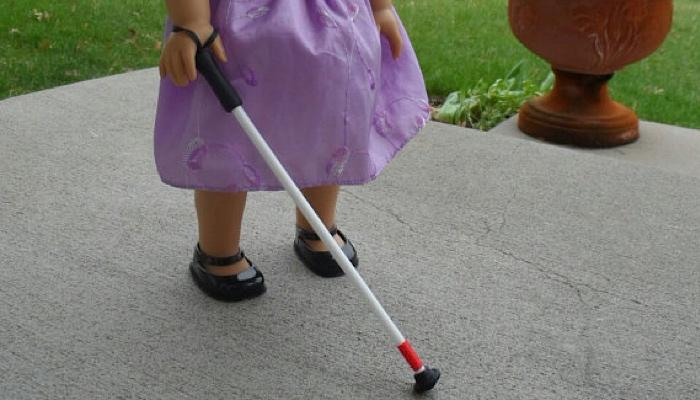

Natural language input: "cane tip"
[413,366,441,393]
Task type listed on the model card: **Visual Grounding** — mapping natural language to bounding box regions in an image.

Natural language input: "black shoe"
[189,242,266,301]
[293,225,359,278]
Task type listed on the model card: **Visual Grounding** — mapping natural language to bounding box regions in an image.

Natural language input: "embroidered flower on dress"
[186,145,207,170]
[183,137,207,170]
[243,164,261,185]
[246,6,270,19]
[347,3,360,21]
[240,65,258,86]
[415,115,428,130]
[317,8,338,28]
[373,111,392,136]
[327,147,351,177]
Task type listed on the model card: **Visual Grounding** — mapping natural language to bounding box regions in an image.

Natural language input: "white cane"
[193,35,440,393]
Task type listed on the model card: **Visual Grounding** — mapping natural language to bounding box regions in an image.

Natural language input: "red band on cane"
[397,340,424,372]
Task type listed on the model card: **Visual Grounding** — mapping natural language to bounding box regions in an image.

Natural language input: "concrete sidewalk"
[1,69,698,399]
[492,115,700,179]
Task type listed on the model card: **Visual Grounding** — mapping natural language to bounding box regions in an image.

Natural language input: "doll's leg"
[296,184,346,251]
[194,189,250,276]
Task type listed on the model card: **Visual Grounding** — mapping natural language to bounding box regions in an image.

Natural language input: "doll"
[155,0,429,301]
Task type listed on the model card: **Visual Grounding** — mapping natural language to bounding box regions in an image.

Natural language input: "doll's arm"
[369,0,403,59]
[161,0,227,86]
[370,0,393,11]
[165,0,212,38]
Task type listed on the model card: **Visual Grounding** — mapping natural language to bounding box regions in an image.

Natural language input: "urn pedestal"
[508,0,674,148]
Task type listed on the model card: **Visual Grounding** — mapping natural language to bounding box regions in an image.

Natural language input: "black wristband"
[202,29,219,49]
[172,25,218,50]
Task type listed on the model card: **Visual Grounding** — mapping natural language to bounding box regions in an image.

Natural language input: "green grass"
[1,0,698,129]
[396,0,700,129]
[1,0,164,98]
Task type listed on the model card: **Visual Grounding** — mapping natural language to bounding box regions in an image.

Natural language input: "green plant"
[431,61,554,131]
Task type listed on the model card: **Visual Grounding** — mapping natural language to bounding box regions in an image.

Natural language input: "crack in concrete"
[475,241,650,308]
[473,187,650,310]
[475,215,603,389]
[472,239,700,332]
[340,189,419,235]
[498,189,518,235]
[474,238,603,389]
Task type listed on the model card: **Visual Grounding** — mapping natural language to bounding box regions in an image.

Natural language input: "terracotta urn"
[508,0,673,147]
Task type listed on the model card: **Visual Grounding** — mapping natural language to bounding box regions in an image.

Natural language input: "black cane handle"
[195,47,242,112]
[173,25,243,112]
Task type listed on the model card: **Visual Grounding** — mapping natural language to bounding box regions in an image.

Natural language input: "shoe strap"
[296,225,338,241]
[196,243,245,266]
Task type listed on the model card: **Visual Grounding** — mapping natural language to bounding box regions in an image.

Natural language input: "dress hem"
[157,121,424,192]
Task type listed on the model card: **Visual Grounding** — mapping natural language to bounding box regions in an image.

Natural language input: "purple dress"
[154,0,429,192]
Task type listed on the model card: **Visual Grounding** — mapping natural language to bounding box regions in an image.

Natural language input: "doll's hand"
[159,23,228,87]
[373,8,403,60]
